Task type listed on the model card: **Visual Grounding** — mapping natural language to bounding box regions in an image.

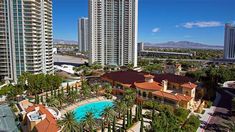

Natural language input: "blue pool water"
[74,101,113,122]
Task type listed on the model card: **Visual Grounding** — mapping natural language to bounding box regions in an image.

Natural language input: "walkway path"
[204,90,234,131]
[197,92,221,132]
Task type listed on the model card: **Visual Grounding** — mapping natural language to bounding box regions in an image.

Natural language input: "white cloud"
[152,28,160,33]
[182,21,222,28]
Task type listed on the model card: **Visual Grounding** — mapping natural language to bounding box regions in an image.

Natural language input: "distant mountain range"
[145,41,223,50]
[53,39,78,45]
[53,39,223,50]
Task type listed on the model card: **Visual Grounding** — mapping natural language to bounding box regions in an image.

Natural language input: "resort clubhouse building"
[102,70,198,109]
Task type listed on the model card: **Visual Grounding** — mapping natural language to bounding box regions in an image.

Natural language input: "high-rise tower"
[224,23,235,60]
[0,0,53,82]
[78,17,89,52]
[88,0,138,67]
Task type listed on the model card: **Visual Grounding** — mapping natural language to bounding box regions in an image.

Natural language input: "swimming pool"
[73,101,113,122]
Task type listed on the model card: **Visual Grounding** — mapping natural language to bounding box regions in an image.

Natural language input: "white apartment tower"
[224,23,235,60]
[78,17,89,52]
[88,0,138,67]
[0,0,53,82]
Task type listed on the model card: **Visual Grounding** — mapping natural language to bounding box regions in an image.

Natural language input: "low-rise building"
[0,104,18,132]
[164,63,182,75]
[101,70,198,109]
[18,100,61,132]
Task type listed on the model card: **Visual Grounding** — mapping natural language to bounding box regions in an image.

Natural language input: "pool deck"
[60,96,114,115]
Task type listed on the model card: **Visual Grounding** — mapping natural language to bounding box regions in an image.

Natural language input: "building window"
[138,90,141,96]
[143,92,147,97]
[185,91,189,96]
[154,96,157,100]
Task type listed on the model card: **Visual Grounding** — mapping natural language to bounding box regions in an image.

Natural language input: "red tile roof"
[154,73,196,84]
[134,81,163,91]
[101,70,145,87]
[26,105,58,132]
[181,82,197,90]
[101,71,196,87]
[153,91,180,101]
[152,91,192,102]
[176,93,193,102]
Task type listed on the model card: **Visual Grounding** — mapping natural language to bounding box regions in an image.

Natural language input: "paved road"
[203,90,235,132]
[142,58,235,64]
[54,54,88,64]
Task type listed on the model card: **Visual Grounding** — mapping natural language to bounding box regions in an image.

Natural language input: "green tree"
[57,93,66,108]
[182,115,200,131]
[140,117,144,132]
[104,83,113,99]
[46,96,60,108]
[112,116,116,132]
[82,112,96,132]
[102,106,115,127]
[123,89,136,108]
[174,107,189,123]
[114,99,127,118]
[58,112,80,132]
[90,62,102,70]
[18,72,31,86]
[67,91,78,103]
[92,83,100,96]
[80,81,91,98]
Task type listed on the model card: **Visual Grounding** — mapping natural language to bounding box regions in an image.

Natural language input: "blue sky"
[53,0,235,45]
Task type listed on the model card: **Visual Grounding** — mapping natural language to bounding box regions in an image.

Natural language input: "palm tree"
[104,83,113,99]
[114,99,127,118]
[57,93,66,108]
[67,91,78,103]
[82,112,96,132]
[80,81,91,98]
[102,106,115,123]
[46,96,60,108]
[112,116,116,132]
[92,83,100,96]
[123,89,136,107]
[58,112,80,132]
[140,117,144,132]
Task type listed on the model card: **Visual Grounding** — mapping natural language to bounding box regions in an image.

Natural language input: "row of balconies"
[24,22,41,27]
[26,68,42,73]
[24,19,41,25]
[24,1,41,7]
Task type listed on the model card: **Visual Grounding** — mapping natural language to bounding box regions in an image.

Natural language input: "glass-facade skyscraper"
[78,17,89,52]
[224,23,235,60]
[0,0,53,82]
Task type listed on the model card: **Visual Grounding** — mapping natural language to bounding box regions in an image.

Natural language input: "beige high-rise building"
[0,0,53,82]
[88,0,138,67]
